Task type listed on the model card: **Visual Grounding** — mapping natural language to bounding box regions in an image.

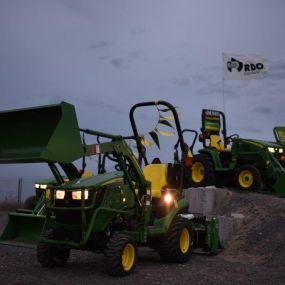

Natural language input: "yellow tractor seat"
[210,135,229,152]
[143,164,168,198]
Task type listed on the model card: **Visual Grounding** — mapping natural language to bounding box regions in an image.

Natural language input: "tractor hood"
[58,171,124,190]
[240,138,283,149]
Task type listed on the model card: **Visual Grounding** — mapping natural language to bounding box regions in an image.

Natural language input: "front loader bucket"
[0,212,45,248]
[0,101,84,163]
[273,173,285,197]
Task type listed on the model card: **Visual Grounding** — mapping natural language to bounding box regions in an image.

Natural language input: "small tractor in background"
[0,101,220,276]
[191,109,285,196]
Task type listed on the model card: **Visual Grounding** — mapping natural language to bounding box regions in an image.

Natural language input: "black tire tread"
[37,230,70,268]
[191,154,216,187]
[158,217,193,263]
[104,234,137,276]
[235,164,262,191]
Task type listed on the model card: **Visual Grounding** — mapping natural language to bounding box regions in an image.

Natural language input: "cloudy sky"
[1,0,285,188]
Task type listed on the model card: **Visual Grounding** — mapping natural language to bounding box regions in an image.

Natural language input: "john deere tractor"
[0,101,220,276]
[191,109,285,196]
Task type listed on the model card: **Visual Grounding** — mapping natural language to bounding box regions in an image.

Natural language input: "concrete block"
[184,188,245,245]
[213,188,230,208]
[217,213,245,247]
[202,187,216,215]
[184,187,228,215]
[184,188,204,214]
[217,215,233,248]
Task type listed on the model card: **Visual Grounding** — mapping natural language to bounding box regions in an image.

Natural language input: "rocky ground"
[0,190,285,285]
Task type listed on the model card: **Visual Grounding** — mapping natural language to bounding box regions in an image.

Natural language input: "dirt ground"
[0,190,285,285]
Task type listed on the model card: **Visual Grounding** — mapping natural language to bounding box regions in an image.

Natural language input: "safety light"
[55,190,65,199]
[268,147,275,153]
[35,184,48,189]
[280,155,285,161]
[72,190,89,200]
[164,193,174,204]
[268,147,284,154]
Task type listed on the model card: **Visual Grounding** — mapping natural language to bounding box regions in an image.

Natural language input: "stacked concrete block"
[184,187,228,215]
[184,187,245,245]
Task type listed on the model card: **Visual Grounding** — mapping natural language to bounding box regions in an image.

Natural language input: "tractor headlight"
[35,184,48,189]
[268,147,275,153]
[268,147,284,153]
[55,190,65,199]
[72,190,89,200]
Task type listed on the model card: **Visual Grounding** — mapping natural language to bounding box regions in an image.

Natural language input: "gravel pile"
[0,191,285,284]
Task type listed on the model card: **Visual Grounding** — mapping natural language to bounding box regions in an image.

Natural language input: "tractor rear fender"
[148,198,189,236]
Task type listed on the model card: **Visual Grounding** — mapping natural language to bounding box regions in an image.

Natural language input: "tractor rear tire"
[191,154,216,187]
[235,165,262,191]
[37,230,70,268]
[158,217,193,263]
[104,234,137,276]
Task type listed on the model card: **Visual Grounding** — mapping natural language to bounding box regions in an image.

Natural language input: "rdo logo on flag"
[223,53,268,80]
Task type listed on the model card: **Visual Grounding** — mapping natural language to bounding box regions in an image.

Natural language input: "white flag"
[223,53,268,80]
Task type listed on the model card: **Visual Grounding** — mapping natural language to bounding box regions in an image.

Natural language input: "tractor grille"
[52,188,105,225]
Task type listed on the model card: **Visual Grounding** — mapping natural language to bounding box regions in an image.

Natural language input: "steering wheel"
[226,134,239,143]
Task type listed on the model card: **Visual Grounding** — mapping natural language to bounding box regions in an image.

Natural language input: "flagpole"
[222,53,226,115]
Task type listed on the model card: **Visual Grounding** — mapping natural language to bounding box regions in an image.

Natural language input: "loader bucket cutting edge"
[0,213,45,248]
[273,173,285,197]
[0,101,84,163]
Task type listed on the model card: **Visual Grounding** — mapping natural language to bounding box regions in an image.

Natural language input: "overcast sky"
[1,0,285,186]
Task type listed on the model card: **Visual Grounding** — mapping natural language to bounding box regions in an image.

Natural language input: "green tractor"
[191,109,285,197]
[0,101,220,276]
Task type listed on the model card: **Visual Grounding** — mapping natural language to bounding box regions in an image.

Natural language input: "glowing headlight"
[268,147,275,153]
[279,148,284,153]
[35,184,48,189]
[55,190,65,199]
[164,193,174,204]
[72,190,89,200]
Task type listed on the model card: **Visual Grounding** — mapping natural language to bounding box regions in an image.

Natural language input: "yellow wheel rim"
[239,170,254,188]
[122,243,135,271]
[180,228,190,254]
[192,162,205,183]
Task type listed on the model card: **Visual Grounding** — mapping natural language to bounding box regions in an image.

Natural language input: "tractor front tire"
[37,230,70,268]
[104,234,137,276]
[191,154,216,187]
[235,165,262,191]
[158,217,193,263]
